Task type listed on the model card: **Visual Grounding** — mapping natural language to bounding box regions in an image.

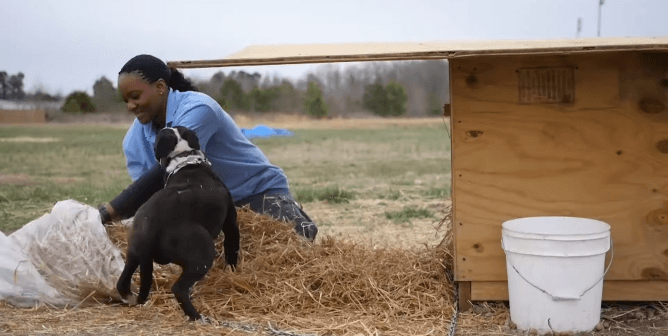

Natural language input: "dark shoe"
[295,221,318,241]
[293,201,318,241]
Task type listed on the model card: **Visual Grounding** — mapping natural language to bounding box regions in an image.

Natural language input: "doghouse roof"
[167,36,668,69]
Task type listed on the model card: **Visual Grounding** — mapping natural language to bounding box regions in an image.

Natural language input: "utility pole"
[577,17,582,38]
[598,0,605,37]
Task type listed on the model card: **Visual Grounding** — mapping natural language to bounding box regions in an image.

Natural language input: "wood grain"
[451,52,668,284]
[458,281,473,311]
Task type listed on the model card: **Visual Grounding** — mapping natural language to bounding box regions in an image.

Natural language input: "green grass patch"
[384,206,434,223]
[0,125,131,232]
[0,122,452,233]
[378,188,402,200]
[294,185,354,203]
[0,182,129,233]
[390,179,415,186]
[257,126,452,183]
[423,186,451,199]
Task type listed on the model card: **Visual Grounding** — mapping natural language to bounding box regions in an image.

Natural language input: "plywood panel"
[470,281,668,301]
[167,37,668,68]
[451,52,668,283]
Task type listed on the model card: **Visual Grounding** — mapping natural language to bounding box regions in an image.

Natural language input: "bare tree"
[0,71,7,100]
[92,76,118,111]
[200,71,226,100]
[230,71,261,92]
[8,72,25,100]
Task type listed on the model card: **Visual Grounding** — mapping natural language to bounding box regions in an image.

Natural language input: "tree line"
[0,71,26,100]
[197,60,449,117]
[3,60,449,117]
[1,71,62,103]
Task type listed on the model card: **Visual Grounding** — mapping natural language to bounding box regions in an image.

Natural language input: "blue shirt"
[122,89,290,202]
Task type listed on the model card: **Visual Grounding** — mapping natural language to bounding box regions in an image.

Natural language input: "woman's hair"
[119,54,198,92]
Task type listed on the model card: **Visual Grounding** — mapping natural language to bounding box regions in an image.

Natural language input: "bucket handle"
[502,237,614,301]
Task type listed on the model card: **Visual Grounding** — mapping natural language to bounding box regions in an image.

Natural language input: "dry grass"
[0,204,458,335]
[92,207,455,335]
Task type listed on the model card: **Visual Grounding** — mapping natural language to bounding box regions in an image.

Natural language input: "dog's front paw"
[225,251,238,270]
[197,315,216,325]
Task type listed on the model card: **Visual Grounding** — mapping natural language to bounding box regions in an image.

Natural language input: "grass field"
[0,117,452,247]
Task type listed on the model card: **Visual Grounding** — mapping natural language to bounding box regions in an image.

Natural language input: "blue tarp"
[240,124,294,139]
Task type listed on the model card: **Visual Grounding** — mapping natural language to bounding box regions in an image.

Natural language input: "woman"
[98,54,317,241]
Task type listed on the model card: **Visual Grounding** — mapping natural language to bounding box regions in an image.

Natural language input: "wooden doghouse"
[169,37,668,309]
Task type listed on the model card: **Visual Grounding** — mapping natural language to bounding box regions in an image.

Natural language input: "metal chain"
[442,115,452,140]
[443,106,457,336]
[267,323,318,336]
[200,317,317,336]
[447,271,459,336]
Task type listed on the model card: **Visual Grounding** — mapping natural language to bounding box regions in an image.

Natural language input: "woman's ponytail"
[168,68,198,92]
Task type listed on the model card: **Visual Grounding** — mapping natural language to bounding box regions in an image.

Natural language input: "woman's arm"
[100,122,165,223]
[122,121,158,181]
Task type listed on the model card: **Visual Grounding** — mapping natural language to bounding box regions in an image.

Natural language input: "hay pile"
[105,207,455,335]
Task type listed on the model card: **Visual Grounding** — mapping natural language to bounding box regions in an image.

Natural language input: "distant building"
[0,99,63,111]
[0,99,63,123]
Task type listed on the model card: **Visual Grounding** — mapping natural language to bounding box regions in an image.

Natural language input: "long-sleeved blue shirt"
[121,88,290,202]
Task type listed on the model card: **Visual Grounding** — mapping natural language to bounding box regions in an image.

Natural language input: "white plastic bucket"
[502,216,611,334]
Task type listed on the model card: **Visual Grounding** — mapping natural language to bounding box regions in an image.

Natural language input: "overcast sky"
[2,0,668,96]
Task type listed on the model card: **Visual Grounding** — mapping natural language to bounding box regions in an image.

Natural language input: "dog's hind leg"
[172,259,211,321]
[136,260,154,304]
[117,255,140,304]
[172,235,215,321]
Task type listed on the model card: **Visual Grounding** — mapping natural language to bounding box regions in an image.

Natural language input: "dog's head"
[154,126,201,167]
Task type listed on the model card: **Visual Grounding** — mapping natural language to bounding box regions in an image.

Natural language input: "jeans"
[235,192,318,241]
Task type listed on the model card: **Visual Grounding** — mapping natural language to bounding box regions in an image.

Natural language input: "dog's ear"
[154,128,178,164]
[175,126,201,151]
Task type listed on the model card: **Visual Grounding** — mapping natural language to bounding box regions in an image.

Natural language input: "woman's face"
[118,72,167,125]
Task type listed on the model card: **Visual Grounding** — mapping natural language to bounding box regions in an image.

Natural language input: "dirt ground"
[455,301,668,336]
[310,199,450,250]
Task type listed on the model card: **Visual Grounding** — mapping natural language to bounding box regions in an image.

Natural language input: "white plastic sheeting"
[0,231,68,307]
[0,200,125,307]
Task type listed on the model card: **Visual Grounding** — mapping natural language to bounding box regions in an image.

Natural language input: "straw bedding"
[5,204,668,335]
[101,207,455,335]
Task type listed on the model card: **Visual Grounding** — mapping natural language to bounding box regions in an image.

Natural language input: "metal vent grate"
[518,67,574,104]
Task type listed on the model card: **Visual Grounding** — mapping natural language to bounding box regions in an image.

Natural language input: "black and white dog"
[116,126,239,321]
